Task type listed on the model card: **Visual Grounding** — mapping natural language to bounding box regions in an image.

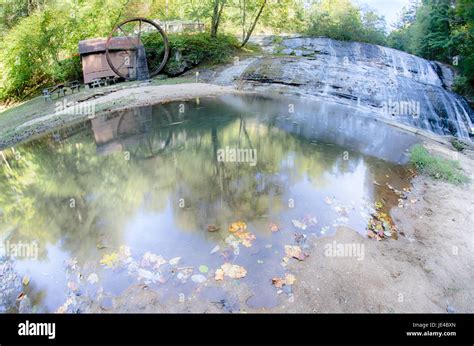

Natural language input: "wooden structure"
[79,37,141,85]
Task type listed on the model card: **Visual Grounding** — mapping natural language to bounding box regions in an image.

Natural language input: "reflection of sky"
[123,201,223,266]
[286,158,370,233]
[15,244,69,312]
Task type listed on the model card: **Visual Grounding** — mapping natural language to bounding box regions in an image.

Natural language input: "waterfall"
[249,37,474,139]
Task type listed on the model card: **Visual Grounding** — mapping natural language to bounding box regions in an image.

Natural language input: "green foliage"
[142,32,239,76]
[409,144,470,185]
[0,0,136,102]
[50,55,82,83]
[305,0,386,45]
[450,138,467,152]
[388,0,474,97]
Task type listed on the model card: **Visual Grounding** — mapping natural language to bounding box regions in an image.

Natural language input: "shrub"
[142,32,239,76]
[51,55,83,83]
[409,144,470,185]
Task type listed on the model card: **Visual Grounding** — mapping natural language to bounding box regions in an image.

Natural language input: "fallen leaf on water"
[169,257,181,266]
[138,268,162,283]
[292,219,307,231]
[118,245,131,260]
[272,274,296,288]
[228,221,247,233]
[67,281,79,291]
[22,276,29,286]
[303,215,318,227]
[215,263,247,280]
[207,224,220,232]
[87,273,99,284]
[100,252,119,268]
[199,265,209,273]
[191,274,207,283]
[210,245,220,255]
[141,252,167,269]
[215,269,225,281]
[237,231,256,248]
[284,245,307,261]
[269,223,280,233]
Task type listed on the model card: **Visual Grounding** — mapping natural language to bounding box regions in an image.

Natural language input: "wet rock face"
[240,37,474,139]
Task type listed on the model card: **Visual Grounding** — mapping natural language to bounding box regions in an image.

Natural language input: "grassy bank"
[410,144,470,185]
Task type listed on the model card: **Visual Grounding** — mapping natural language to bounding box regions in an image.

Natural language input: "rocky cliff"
[220,36,474,139]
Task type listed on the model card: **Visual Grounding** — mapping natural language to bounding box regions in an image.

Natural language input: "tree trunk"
[211,0,225,38]
[241,0,267,47]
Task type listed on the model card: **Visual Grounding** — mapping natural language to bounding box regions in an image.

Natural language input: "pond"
[0,94,420,313]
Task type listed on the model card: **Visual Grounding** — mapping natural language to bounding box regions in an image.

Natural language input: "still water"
[0,94,419,312]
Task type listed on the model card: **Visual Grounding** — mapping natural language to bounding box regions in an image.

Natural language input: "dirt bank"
[281,141,474,313]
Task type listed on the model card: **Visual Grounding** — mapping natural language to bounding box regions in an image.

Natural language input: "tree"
[210,0,226,37]
[239,0,267,47]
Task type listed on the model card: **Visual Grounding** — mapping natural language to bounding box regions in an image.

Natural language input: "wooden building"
[78,37,141,84]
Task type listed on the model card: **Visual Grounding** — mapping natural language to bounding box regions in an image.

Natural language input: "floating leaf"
[141,252,167,269]
[207,224,220,232]
[215,263,247,280]
[87,273,99,284]
[269,223,280,232]
[215,268,225,281]
[199,265,209,273]
[22,276,30,286]
[191,274,207,283]
[237,231,256,248]
[272,274,296,288]
[292,220,307,230]
[210,245,220,255]
[228,221,247,233]
[100,252,119,268]
[67,281,79,291]
[169,257,181,266]
[284,245,307,261]
[303,215,318,226]
[137,269,162,283]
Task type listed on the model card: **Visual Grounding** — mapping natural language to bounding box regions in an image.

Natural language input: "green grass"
[409,144,470,185]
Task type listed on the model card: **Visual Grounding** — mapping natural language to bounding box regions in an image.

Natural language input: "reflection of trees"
[0,96,375,263]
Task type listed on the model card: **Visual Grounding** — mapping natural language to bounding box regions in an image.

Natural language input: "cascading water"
[242,37,474,140]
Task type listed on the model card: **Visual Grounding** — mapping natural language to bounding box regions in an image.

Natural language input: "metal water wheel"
[105,17,170,80]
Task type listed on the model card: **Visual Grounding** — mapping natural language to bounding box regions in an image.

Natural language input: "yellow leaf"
[217,263,247,279]
[228,221,247,233]
[100,252,119,268]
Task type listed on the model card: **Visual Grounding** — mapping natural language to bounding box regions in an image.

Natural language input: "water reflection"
[0,95,418,312]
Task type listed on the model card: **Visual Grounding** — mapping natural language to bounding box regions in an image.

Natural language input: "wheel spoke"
[107,18,169,80]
